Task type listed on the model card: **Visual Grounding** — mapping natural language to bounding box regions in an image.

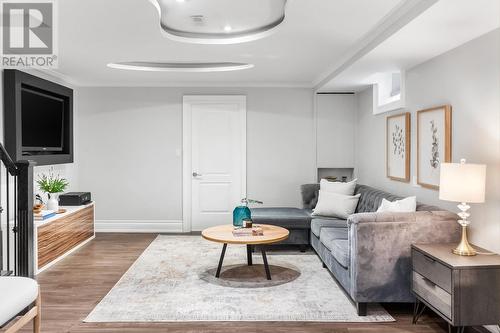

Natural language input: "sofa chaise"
[251,207,311,250]
[252,183,461,316]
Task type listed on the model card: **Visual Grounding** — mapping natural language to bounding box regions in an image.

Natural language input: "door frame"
[182,95,247,232]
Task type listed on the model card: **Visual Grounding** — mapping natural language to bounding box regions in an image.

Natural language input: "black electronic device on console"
[59,192,91,206]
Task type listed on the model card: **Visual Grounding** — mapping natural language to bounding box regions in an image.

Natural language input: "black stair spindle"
[13,175,17,276]
[6,169,9,273]
[0,164,3,275]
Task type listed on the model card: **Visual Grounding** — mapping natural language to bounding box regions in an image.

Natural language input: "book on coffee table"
[232,226,264,236]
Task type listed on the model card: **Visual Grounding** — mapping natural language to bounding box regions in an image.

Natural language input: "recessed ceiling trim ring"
[107,62,254,72]
[159,15,285,44]
[149,0,287,44]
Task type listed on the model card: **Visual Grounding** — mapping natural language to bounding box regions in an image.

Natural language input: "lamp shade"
[439,161,486,203]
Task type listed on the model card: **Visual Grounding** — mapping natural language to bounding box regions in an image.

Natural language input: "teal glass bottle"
[233,199,251,227]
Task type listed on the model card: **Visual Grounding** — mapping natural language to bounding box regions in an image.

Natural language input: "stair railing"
[0,143,35,278]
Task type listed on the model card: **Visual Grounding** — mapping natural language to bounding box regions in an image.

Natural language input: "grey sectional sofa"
[252,183,461,316]
[251,207,311,250]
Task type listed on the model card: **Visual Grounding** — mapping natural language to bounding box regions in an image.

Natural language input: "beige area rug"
[85,235,394,322]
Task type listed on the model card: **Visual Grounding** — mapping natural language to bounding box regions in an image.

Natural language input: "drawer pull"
[422,276,436,287]
[423,255,436,263]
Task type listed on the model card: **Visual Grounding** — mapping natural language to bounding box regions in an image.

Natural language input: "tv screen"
[21,86,65,152]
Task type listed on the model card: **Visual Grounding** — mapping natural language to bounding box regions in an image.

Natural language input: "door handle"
[192,172,202,177]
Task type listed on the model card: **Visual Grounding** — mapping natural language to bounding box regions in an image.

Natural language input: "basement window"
[372,71,405,115]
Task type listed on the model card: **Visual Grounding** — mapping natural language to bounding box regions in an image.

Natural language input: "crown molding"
[27,68,81,88]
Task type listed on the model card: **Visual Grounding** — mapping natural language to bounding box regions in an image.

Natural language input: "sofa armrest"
[347,210,459,225]
[347,211,461,303]
[300,183,320,209]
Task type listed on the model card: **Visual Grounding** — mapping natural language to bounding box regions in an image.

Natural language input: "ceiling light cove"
[149,0,287,44]
[107,62,254,72]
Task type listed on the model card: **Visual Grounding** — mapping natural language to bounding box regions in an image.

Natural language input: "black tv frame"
[4,69,74,166]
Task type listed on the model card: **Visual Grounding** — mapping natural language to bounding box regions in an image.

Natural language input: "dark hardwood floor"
[8,233,452,333]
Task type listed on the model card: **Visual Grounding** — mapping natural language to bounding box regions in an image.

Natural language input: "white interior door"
[183,96,246,231]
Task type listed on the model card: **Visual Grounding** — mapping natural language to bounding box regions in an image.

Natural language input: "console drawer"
[412,248,452,293]
[38,205,94,269]
[413,271,452,320]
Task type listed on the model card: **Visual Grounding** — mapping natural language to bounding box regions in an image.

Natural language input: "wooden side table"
[411,243,500,332]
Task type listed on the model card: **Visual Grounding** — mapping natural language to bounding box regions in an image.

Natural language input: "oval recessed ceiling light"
[149,0,287,44]
[107,61,254,72]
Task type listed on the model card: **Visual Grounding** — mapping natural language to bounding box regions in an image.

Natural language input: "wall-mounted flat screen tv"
[4,69,73,165]
[21,86,65,152]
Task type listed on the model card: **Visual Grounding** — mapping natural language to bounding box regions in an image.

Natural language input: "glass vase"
[233,205,251,228]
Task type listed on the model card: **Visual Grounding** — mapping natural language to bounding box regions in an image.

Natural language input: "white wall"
[354,29,500,253]
[76,87,315,231]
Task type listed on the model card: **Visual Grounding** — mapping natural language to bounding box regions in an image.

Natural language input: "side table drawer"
[413,271,452,320]
[412,248,452,293]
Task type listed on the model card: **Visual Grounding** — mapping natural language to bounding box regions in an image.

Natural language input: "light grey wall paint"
[316,94,355,168]
[354,29,500,253]
[77,87,315,222]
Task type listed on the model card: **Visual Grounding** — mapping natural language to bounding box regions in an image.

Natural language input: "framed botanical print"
[386,112,410,182]
[417,105,452,190]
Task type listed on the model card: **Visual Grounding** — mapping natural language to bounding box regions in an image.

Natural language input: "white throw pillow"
[312,190,361,219]
[320,178,357,196]
[377,196,417,213]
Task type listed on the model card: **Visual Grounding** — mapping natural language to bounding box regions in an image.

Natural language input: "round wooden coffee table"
[202,224,289,280]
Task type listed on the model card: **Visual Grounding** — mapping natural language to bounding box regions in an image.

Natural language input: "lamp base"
[452,225,476,256]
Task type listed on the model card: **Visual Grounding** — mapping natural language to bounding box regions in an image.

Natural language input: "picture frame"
[386,112,410,182]
[417,105,452,190]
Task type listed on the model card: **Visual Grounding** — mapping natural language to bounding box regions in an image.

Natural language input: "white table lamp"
[439,159,486,256]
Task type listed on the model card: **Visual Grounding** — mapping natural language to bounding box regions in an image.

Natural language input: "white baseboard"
[95,220,183,233]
